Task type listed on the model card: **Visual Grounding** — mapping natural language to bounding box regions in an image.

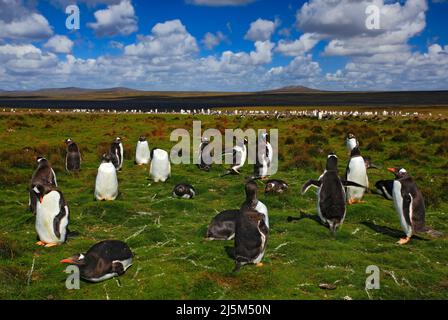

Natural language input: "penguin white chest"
[347,157,368,201]
[255,201,269,229]
[135,141,150,165]
[392,181,413,237]
[95,163,119,201]
[150,150,171,182]
[346,138,357,152]
[35,191,64,243]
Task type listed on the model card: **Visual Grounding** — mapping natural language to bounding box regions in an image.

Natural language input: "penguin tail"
[422,227,444,238]
[67,230,81,239]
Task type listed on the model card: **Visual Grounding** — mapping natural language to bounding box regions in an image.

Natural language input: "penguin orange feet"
[36,241,46,246]
[44,243,59,248]
[256,262,264,267]
[397,237,411,245]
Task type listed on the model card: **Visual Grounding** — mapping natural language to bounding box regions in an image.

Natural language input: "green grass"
[0,111,447,300]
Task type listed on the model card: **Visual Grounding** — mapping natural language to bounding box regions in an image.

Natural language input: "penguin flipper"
[112,261,125,276]
[53,202,68,240]
[342,180,369,190]
[301,180,321,194]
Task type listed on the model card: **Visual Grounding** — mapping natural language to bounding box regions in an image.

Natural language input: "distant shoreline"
[1,91,448,111]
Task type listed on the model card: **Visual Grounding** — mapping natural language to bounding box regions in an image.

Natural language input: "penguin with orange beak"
[32,184,69,247]
[60,240,133,282]
[387,167,442,245]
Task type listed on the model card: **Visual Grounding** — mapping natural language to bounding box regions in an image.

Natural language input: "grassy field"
[0,111,447,300]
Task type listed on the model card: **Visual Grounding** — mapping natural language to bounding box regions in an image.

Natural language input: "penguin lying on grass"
[388,167,443,245]
[264,179,289,195]
[32,184,69,247]
[206,210,238,240]
[301,154,369,234]
[61,240,133,282]
[173,183,196,199]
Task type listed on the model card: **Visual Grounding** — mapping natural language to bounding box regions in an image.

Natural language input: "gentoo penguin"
[221,138,248,176]
[173,183,196,199]
[135,136,150,165]
[253,132,273,179]
[110,137,124,171]
[302,154,368,233]
[31,184,69,247]
[375,180,394,200]
[388,168,442,245]
[65,138,81,172]
[234,207,269,272]
[95,153,119,201]
[345,147,369,204]
[60,240,133,282]
[241,181,269,228]
[29,157,58,214]
[264,179,289,195]
[197,138,212,171]
[346,133,359,155]
[149,148,171,182]
[205,210,238,240]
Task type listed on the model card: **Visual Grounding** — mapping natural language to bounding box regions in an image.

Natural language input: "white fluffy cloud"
[202,31,227,50]
[296,0,428,57]
[44,35,74,54]
[88,0,138,37]
[276,33,320,56]
[245,18,277,42]
[124,20,199,59]
[0,0,53,40]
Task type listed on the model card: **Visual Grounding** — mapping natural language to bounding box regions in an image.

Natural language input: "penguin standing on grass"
[346,133,359,155]
[253,132,273,180]
[301,154,368,234]
[197,138,212,171]
[60,240,133,282]
[29,157,57,214]
[388,167,443,245]
[149,148,171,182]
[221,138,248,177]
[345,147,369,204]
[241,181,269,228]
[65,138,81,172]
[135,136,150,165]
[110,137,124,171]
[234,207,268,272]
[32,184,69,247]
[95,153,119,201]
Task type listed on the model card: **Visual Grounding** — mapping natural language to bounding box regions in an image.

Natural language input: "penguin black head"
[65,138,73,145]
[101,153,112,163]
[326,154,338,171]
[114,137,122,143]
[244,181,258,203]
[138,136,147,142]
[60,253,87,266]
[31,184,52,203]
[350,146,362,157]
[347,133,356,140]
[388,167,409,179]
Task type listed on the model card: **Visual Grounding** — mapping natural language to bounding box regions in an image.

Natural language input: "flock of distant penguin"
[27,131,442,282]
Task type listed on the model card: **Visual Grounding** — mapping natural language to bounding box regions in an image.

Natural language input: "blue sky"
[0,0,447,91]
